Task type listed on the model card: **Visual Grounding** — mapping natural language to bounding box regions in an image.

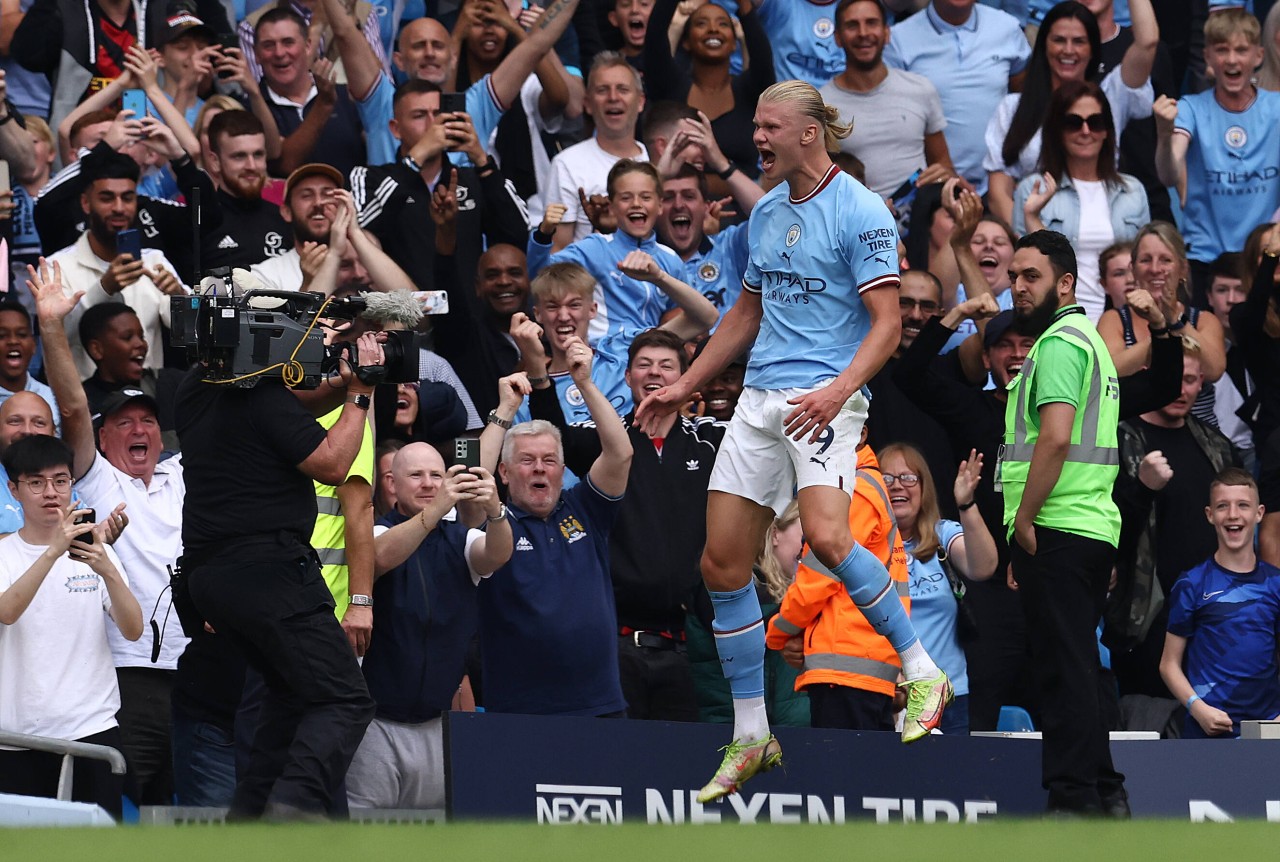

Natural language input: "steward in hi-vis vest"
[1001,230,1129,818]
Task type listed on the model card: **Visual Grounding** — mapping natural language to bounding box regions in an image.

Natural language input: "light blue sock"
[830,543,919,654]
[708,583,766,700]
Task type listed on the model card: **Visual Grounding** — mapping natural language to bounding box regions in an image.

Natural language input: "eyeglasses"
[882,473,920,488]
[899,298,941,314]
[14,475,73,493]
[1063,112,1107,133]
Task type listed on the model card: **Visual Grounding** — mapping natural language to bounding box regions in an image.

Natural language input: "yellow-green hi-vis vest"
[999,305,1122,548]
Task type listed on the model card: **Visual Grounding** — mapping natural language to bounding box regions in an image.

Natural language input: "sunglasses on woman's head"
[1063,112,1107,133]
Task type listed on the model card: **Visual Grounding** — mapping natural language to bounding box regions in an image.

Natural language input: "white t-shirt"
[540,138,648,241]
[75,452,189,669]
[1073,179,1116,322]
[249,248,304,293]
[0,533,128,743]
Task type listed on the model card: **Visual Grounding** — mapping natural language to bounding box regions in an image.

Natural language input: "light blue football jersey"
[756,0,845,87]
[1176,87,1280,262]
[742,166,900,390]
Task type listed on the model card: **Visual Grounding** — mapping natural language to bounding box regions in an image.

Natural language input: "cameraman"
[175,281,382,819]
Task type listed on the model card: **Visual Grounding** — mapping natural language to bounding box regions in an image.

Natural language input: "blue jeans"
[171,712,236,808]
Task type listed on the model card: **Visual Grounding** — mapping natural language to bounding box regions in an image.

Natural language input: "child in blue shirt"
[527,160,718,344]
[1160,467,1280,738]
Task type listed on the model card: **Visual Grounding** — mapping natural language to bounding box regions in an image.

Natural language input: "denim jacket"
[1012,172,1150,243]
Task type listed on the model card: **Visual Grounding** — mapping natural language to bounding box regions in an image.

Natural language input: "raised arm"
[125,47,202,161]
[318,0,381,101]
[489,0,583,111]
[26,259,95,478]
[272,58,338,176]
[373,465,476,574]
[0,72,34,180]
[683,111,764,212]
[641,0,687,102]
[55,72,135,165]
[617,250,719,339]
[1153,96,1187,203]
[565,335,632,496]
[1120,0,1159,90]
[943,181,993,385]
[950,450,998,581]
[462,467,514,575]
[479,372,532,475]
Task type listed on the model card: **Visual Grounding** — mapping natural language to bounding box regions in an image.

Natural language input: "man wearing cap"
[250,163,413,296]
[27,258,186,808]
[46,151,188,381]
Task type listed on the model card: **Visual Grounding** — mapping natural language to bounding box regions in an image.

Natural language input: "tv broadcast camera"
[169,268,430,389]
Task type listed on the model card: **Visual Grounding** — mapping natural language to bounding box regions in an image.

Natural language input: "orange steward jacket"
[765,446,910,697]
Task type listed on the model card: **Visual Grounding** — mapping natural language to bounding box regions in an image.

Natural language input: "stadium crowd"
[0,0,1279,821]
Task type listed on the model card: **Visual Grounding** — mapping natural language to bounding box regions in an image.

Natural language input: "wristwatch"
[715,163,737,180]
[349,594,373,607]
[487,409,513,430]
[349,393,371,410]
[487,504,509,523]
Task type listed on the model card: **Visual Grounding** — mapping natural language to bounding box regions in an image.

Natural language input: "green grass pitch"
[4,821,1279,862]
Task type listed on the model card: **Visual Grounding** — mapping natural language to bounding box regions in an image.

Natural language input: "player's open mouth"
[758,148,776,171]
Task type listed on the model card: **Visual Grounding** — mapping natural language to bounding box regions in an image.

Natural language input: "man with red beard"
[202,111,290,270]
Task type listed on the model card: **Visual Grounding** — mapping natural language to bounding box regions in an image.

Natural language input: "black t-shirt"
[203,189,292,270]
[1137,419,1219,594]
[175,367,327,564]
[868,357,959,516]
